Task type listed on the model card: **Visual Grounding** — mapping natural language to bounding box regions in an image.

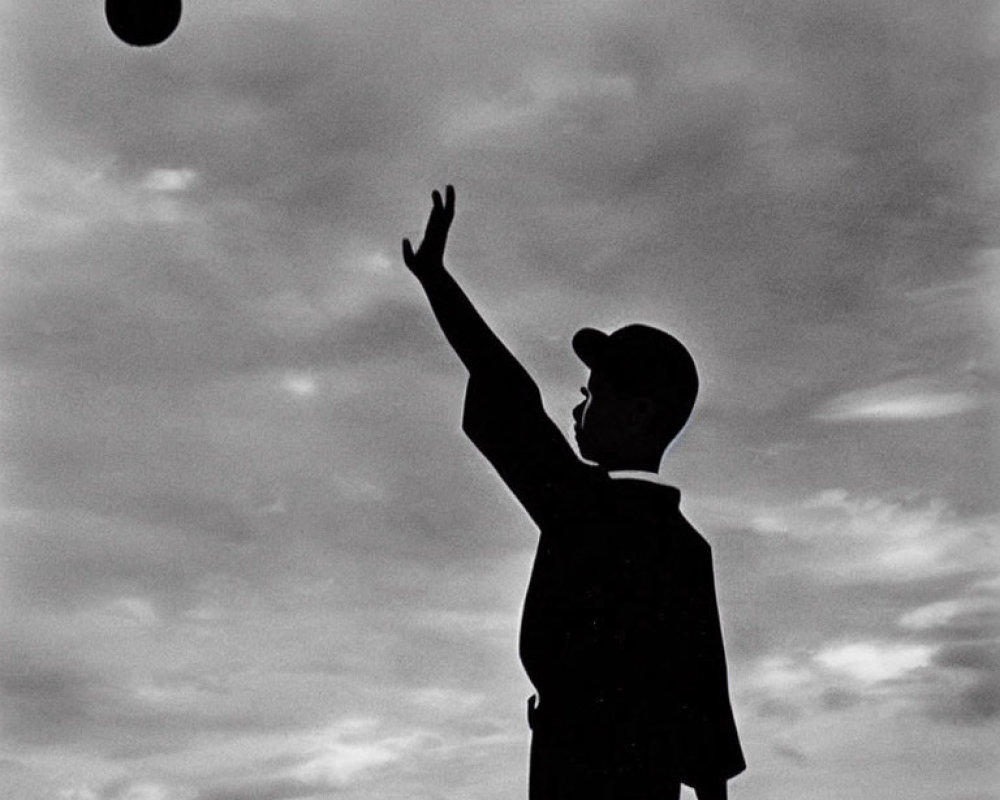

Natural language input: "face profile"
[571,324,699,463]
[572,372,659,470]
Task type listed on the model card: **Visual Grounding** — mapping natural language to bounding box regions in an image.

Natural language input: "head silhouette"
[570,324,699,472]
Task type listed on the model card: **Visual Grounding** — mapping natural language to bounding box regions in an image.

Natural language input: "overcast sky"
[1,1,998,798]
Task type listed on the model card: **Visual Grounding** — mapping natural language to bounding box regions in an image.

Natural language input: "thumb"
[402,238,415,267]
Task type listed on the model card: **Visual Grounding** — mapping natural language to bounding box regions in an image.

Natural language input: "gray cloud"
[918,610,1000,724]
[2,511,214,612]
[957,674,1000,722]
[710,512,990,664]
[772,742,809,765]
[926,672,1000,725]
[934,643,1000,672]
[1,0,997,797]
[194,779,316,800]
[756,697,802,721]
[0,650,106,746]
[818,687,863,711]
[0,624,365,762]
[0,273,441,385]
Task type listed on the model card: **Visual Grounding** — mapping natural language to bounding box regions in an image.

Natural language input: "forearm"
[418,264,527,381]
[404,185,531,383]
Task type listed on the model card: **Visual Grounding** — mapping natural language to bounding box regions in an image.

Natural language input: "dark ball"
[106,0,182,47]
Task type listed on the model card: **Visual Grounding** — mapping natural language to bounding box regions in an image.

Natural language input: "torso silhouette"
[464,365,745,791]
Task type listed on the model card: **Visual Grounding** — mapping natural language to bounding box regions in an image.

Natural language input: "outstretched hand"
[402,185,455,279]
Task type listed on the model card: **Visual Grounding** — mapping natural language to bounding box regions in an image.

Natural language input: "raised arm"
[403,185,584,526]
[402,186,527,381]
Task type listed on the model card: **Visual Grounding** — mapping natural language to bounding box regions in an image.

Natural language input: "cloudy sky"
[1,0,998,798]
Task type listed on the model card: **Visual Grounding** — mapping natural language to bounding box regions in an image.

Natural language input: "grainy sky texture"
[1,1,999,798]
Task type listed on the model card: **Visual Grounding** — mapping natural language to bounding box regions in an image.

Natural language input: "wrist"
[415,260,447,283]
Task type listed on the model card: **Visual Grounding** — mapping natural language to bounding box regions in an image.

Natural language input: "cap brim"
[572,327,608,368]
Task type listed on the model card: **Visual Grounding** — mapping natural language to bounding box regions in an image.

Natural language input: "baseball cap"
[572,323,699,414]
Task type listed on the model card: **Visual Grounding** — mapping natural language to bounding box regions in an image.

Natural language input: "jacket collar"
[607,469,664,483]
[606,470,681,506]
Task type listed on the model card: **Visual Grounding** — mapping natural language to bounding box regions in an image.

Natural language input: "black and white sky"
[1,1,998,798]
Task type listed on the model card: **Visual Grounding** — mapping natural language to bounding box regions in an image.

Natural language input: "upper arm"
[462,368,586,528]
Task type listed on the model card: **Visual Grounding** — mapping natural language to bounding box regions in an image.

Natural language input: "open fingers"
[428,186,454,235]
[431,186,454,217]
[403,186,455,271]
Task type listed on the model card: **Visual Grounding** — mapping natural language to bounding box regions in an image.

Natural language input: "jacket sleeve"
[674,544,746,786]
[462,365,588,531]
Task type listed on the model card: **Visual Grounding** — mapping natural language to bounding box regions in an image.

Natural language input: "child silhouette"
[403,186,745,800]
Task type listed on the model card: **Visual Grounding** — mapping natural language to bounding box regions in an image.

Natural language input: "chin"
[575,437,598,465]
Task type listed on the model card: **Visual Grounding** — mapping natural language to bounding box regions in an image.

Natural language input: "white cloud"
[446,67,635,142]
[748,513,790,535]
[143,169,199,193]
[414,609,518,639]
[116,784,176,800]
[292,740,397,787]
[815,641,933,685]
[317,248,412,319]
[898,595,999,632]
[361,252,393,276]
[748,489,999,582]
[106,596,160,627]
[409,686,485,715]
[281,373,318,397]
[130,674,220,709]
[2,156,200,245]
[749,640,935,708]
[59,783,179,800]
[58,789,99,800]
[899,600,965,631]
[752,655,815,693]
[815,379,979,421]
[290,718,429,788]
